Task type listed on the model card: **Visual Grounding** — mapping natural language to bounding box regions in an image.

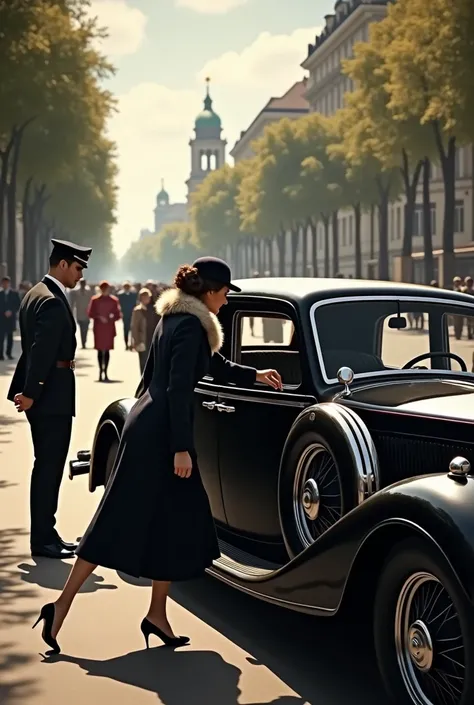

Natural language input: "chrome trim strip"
[309,295,474,386]
[218,391,310,409]
[207,518,462,614]
[334,403,380,494]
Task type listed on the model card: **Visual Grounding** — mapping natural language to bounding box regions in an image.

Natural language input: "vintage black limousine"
[71,278,474,705]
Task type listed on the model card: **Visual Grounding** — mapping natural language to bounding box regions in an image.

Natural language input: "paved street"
[1,317,472,705]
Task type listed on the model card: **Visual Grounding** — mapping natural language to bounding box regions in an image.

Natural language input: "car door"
[194,381,226,523]
[216,303,316,541]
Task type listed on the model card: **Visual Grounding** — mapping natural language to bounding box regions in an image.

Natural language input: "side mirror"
[337,366,354,396]
[388,316,407,329]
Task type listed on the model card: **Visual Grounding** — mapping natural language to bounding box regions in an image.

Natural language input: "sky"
[88,0,334,257]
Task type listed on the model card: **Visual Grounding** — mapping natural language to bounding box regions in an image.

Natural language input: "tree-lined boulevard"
[124,0,474,286]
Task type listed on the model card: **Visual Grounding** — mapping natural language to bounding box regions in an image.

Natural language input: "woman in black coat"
[33,257,282,653]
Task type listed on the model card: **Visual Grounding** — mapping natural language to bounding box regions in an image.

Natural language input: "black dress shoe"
[31,543,75,559]
[55,536,79,551]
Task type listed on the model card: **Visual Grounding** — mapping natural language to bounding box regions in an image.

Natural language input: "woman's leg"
[146,580,176,637]
[97,350,103,374]
[51,557,97,638]
[103,350,110,378]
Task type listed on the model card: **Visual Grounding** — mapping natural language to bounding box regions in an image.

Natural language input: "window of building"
[455,200,465,234]
[390,208,394,241]
[412,204,436,237]
[396,205,402,240]
[455,148,464,180]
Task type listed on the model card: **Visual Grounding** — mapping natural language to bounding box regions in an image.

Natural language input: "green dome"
[156,179,169,206]
[194,79,222,137]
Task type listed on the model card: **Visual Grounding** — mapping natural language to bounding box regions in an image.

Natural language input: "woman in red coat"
[87,281,121,381]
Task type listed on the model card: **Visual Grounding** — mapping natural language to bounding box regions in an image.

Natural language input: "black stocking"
[103,351,110,375]
[97,350,104,371]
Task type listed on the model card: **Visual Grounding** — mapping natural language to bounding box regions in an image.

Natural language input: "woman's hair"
[174,264,222,297]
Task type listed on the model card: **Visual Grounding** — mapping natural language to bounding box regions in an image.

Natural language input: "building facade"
[153,180,187,234]
[230,80,309,162]
[301,0,474,284]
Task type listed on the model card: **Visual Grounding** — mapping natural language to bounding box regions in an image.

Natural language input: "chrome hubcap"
[408,621,433,673]
[293,443,343,548]
[395,572,465,705]
[302,479,320,521]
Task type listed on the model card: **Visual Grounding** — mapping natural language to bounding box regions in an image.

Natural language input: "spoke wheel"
[396,572,465,705]
[293,442,343,548]
[374,539,473,705]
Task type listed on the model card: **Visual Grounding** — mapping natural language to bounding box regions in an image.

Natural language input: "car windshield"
[312,296,474,383]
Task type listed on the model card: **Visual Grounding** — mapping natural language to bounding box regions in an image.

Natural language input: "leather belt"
[56,360,75,370]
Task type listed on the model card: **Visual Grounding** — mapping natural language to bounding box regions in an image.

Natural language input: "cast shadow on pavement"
[40,648,306,705]
[0,414,26,450]
[0,643,39,704]
[0,529,38,629]
[17,559,118,593]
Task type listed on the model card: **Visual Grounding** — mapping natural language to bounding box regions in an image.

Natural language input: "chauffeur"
[8,239,92,559]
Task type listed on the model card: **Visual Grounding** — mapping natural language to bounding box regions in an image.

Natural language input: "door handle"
[215,403,235,413]
[202,400,216,410]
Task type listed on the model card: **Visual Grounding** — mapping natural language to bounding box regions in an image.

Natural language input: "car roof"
[230,277,474,305]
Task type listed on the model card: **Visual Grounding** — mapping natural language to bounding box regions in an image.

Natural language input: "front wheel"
[374,539,474,705]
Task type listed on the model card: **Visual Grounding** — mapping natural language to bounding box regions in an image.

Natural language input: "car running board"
[210,538,282,580]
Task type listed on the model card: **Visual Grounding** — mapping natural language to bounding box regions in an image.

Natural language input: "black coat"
[8,277,77,417]
[76,289,257,581]
[0,288,21,331]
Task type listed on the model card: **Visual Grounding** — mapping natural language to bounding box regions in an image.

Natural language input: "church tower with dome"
[186,78,227,200]
[153,178,187,233]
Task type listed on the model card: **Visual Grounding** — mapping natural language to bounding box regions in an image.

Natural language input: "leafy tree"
[0,0,116,283]
[238,118,313,276]
[342,14,437,281]
[121,223,201,283]
[381,0,470,283]
[190,161,251,276]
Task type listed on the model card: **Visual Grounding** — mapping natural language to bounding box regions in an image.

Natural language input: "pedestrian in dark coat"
[33,256,282,654]
[7,239,92,559]
[0,276,21,360]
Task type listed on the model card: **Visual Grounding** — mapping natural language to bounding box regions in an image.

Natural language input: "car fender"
[89,397,135,491]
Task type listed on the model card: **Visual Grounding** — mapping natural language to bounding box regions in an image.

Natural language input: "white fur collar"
[155,288,223,353]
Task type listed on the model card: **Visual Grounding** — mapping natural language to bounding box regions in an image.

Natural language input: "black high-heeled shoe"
[32,603,60,654]
[140,618,189,648]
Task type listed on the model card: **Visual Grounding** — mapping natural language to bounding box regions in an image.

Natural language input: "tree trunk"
[22,177,33,282]
[277,226,286,276]
[0,133,16,262]
[353,202,362,279]
[302,221,308,276]
[245,240,252,277]
[422,158,434,284]
[432,123,456,285]
[400,149,423,260]
[310,219,317,277]
[267,237,273,275]
[370,204,375,260]
[376,175,392,281]
[322,215,330,277]
[290,225,299,277]
[331,211,339,276]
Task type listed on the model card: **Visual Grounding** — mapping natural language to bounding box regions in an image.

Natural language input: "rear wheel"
[374,539,474,705]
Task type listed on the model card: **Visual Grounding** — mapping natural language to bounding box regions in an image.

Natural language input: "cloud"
[109,26,320,257]
[87,0,147,57]
[198,26,320,89]
[175,0,249,14]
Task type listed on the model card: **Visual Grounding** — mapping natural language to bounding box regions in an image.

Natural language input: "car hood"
[346,379,474,423]
[397,392,474,422]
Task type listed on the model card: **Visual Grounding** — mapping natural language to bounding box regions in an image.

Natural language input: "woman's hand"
[256,369,283,390]
[174,451,192,478]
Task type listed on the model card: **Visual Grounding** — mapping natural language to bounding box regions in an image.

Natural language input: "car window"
[313,298,474,381]
[445,313,474,372]
[237,313,302,389]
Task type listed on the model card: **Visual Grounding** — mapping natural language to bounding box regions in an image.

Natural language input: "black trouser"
[123,315,132,347]
[27,414,73,548]
[0,324,13,357]
[78,319,89,347]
